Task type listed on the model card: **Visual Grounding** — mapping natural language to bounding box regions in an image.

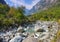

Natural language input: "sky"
[5,0,40,10]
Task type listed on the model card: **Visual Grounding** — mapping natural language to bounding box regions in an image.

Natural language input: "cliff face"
[29,0,57,14]
[0,0,6,4]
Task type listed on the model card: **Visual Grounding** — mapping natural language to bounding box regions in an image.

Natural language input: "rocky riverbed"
[0,21,59,42]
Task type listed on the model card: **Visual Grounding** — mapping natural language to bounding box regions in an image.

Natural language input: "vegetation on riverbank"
[0,0,60,42]
[29,1,60,21]
[0,4,28,30]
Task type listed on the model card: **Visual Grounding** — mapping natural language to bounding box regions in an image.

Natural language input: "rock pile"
[0,21,59,42]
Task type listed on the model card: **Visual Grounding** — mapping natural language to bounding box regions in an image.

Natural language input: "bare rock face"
[0,0,6,5]
[22,36,39,42]
[29,0,57,14]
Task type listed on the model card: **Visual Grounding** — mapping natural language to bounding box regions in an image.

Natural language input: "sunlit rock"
[22,36,39,42]
[0,21,59,42]
[17,26,25,33]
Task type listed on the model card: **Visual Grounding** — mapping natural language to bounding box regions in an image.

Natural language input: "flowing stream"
[0,21,59,42]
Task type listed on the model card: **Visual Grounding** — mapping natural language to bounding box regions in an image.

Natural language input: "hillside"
[29,0,60,21]
[0,0,6,4]
[28,0,57,14]
[0,0,60,42]
[28,0,60,42]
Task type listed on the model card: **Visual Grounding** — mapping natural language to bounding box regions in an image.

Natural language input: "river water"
[0,21,59,42]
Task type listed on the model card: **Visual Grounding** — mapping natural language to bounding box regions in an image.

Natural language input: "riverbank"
[0,21,59,42]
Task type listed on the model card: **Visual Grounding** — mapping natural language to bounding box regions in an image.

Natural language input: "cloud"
[5,0,40,10]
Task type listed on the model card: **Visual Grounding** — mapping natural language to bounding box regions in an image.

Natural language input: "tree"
[0,4,9,14]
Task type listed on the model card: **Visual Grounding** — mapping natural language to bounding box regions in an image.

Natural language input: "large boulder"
[9,36,23,42]
[22,36,39,42]
[17,26,25,33]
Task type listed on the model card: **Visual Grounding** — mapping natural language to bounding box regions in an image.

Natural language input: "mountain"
[28,0,57,14]
[29,0,60,21]
[0,0,6,5]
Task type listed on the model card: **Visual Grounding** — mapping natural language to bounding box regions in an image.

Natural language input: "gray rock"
[22,36,39,42]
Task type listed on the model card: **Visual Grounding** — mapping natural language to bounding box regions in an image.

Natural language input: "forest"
[0,1,60,30]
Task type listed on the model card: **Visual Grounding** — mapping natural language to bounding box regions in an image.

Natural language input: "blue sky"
[24,0,33,4]
[5,0,40,10]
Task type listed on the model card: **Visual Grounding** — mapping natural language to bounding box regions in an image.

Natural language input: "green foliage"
[0,4,9,14]
[0,4,27,30]
[0,0,60,30]
[51,30,60,42]
[29,2,60,21]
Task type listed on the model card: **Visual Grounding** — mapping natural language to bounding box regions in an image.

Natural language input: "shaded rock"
[0,0,6,4]
[36,29,46,32]
[9,36,23,42]
[0,37,3,42]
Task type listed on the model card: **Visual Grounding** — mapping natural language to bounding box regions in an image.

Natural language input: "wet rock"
[17,26,25,33]
[9,36,23,42]
[0,37,3,42]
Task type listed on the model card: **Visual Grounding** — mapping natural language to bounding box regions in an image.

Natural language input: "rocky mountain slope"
[28,0,57,14]
[0,0,6,4]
